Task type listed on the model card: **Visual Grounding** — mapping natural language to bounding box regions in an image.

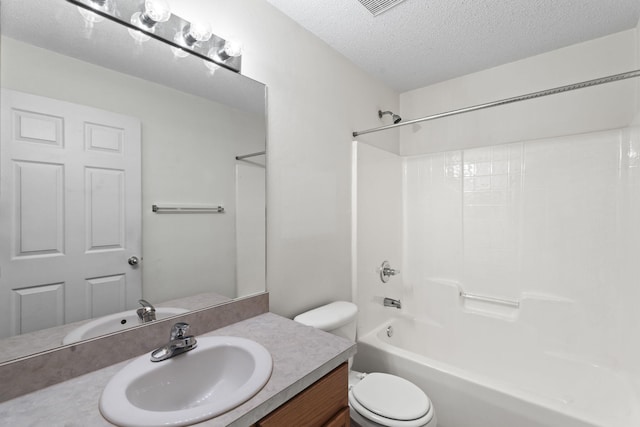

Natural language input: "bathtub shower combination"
[355,312,636,427]
[352,89,640,426]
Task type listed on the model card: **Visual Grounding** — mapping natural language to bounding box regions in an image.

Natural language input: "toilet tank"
[293,301,358,341]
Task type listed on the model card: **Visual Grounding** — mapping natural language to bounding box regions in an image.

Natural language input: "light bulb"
[186,22,213,43]
[130,0,171,33]
[222,40,243,58]
[203,60,220,75]
[143,0,171,24]
[128,26,151,43]
[171,32,190,58]
[205,47,225,72]
[213,39,243,62]
[130,12,148,30]
[171,21,212,58]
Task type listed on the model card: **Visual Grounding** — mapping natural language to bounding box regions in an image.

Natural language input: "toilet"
[294,301,437,427]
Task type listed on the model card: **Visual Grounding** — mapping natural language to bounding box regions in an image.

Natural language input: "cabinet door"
[324,407,350,427]
[258,363,348,427]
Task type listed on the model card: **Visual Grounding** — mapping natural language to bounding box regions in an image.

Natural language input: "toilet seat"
[349,373,435,427]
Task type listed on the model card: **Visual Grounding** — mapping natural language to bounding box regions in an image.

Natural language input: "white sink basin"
[99,336,273,427]
[61,307,188,344]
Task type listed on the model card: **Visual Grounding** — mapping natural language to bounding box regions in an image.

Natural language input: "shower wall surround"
[353,124,640,425]
[401,127,640,374]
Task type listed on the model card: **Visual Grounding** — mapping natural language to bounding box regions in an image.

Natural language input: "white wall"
[1,37,264,304]
[168,0,400,317]
[636,18,640,126]
[400,30,637,155]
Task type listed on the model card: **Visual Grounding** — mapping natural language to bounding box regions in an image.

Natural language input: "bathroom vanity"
[0,312,355,426]
[254,363,350,427]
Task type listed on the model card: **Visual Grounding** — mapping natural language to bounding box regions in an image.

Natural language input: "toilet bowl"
[294,301,437,427]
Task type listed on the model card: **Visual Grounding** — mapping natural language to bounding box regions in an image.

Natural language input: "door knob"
[128,256,140,266]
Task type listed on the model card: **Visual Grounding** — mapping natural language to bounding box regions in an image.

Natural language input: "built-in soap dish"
[459,290,520,320]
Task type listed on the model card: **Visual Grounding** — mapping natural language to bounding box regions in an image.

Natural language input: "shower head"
[379,110,402,124]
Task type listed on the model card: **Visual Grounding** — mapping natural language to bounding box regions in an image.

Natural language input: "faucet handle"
[380,260,400,283]
[170,322,190,340]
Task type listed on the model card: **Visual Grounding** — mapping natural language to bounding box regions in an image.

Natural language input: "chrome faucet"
[383,297,402,309]
[150,322,198,362]
[137,299,156,323]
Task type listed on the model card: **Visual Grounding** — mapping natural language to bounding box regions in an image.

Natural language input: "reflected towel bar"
[152,204,224,213]
[235,151,266,160]
[459,291,520,308]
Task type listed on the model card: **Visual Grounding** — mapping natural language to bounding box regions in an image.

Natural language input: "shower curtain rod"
[352,69,640,138]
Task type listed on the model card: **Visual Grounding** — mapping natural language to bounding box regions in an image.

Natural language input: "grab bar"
[152,204,224,213]
[459,291,520,308]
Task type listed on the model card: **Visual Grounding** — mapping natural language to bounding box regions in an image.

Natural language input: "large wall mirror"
[0,0,267,363]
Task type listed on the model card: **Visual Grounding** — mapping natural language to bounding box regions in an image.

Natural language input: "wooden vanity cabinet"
[254,362,350,427]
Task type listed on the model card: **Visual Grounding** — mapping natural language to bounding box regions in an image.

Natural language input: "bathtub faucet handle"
[384,266,400,275]
[380,260,400,283]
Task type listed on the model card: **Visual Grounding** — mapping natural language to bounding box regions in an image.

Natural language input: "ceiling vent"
[357,0,407,16]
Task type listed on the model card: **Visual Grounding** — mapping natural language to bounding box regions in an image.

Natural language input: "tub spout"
[383,297,401,309]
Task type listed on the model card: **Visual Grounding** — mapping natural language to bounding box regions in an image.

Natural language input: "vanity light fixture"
[69,0,244,72]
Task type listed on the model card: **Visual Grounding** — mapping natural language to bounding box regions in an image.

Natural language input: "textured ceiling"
[264,0,640,92]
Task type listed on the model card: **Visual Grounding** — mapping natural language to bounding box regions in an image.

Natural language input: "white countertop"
[0,312,356,426]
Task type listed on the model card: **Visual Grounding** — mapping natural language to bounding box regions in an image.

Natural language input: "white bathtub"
[353,317,639,427]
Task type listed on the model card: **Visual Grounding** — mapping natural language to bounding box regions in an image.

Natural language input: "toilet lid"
[351,373,430,421]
